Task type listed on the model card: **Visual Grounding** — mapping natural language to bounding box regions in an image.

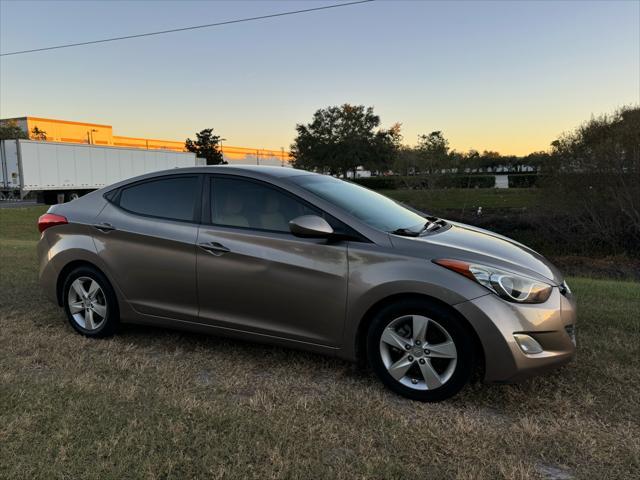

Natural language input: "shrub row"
[508,174,544,188]
[446,210,639,258]
[353,174,541,190]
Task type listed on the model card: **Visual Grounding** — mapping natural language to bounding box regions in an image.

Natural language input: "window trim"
[110,174,204,224]
[203,174,362,239]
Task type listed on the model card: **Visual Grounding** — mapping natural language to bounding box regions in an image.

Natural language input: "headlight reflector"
[435,259,553,304]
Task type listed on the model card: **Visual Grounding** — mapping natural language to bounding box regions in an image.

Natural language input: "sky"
[1,0,638,155]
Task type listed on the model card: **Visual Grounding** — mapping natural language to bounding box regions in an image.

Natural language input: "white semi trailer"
[0,139,199,203]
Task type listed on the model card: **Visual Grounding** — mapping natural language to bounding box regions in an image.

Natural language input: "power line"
[0,0,375,57]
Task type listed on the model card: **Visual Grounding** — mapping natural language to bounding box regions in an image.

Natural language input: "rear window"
[119,176,199,222]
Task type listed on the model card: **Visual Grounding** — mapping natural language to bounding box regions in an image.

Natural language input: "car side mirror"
[289,215,334,238]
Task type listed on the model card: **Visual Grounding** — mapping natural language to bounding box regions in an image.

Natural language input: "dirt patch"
[535,463,574,480]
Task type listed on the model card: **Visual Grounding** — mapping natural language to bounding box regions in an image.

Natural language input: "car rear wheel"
[62,266,118,337]
[367,299,474,402]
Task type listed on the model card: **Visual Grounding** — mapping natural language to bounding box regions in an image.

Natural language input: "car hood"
[390,221,564,285]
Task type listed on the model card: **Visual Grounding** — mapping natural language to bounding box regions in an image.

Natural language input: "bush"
[436,175,495,189]
[352,176,399,190]
[540,173,640,254]
[508,174,542,188]
[353,174,495,190]
[543,107,640,253]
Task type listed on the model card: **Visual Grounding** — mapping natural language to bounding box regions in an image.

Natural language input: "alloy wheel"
[67,276,108,331]
[379,314,457,390]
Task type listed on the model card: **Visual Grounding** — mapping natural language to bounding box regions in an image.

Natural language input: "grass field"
[382,188,540,213]
[1,206,639,479]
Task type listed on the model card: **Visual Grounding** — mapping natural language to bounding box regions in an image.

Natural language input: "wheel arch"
[354,292,485,375]
[56,259,111,306]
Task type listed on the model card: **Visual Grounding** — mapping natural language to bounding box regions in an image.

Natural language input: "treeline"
[290,103,553,178]
[391,134,549,177]
[289,103,638,181]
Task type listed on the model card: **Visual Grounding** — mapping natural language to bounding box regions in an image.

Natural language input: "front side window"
[119,176,199,222]
[211,177,317,232]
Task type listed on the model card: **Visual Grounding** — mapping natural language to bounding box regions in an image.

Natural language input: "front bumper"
[455,287,577,382]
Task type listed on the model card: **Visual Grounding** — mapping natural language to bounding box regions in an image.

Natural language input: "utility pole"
[281,147,285,166]
[219,138,227,163]
[256,149,260,165]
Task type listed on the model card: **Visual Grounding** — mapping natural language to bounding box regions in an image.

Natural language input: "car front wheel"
[367,299,474,402]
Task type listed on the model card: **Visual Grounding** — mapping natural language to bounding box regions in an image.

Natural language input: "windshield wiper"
[391,217,449,237]
[390,227,420,237]
[418,217,448,236]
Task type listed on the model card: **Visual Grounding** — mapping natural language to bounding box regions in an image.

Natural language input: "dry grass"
[1,206,639,479]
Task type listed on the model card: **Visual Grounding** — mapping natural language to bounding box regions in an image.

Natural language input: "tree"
[393,145,420,176]
[0,120,28,140]
[31,127,47,141]
[416,131,450,173]
[522,151,550,172]
[290,104,400,178]
[185,128,225,165]
[544,105,640,251]
[478,150,503,172]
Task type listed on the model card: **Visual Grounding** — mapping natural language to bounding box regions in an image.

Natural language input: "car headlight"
[433,259,553,304]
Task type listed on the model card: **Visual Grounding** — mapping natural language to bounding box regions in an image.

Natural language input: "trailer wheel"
[43,191,58,205]
[68,192,80,202]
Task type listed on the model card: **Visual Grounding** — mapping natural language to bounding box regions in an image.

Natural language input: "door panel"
[196,226,348,346]
[94,173,201,323]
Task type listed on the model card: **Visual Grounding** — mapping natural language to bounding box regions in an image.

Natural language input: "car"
[37,166,577,401]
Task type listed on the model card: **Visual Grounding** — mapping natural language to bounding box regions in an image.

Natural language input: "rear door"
[196,175,348,347]
[95,174,202,321]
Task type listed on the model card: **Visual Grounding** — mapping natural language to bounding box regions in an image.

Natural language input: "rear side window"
[119,176,199,222]
[211,177,317,232]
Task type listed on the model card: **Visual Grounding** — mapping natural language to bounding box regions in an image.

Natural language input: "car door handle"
[198,242,230,256]
[93,222,116,233]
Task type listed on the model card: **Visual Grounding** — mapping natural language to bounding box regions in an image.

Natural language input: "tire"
[43,191,57,205]
[366,299,474,402]
[62,266,119,338]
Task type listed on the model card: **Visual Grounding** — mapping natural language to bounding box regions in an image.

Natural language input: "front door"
[196,175,348,346]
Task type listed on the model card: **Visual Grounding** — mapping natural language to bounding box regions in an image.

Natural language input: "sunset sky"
[1,0,638,155]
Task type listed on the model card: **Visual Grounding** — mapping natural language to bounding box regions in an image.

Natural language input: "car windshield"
[293,175,427,233]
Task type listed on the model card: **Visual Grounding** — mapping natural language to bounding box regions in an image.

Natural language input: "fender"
[42,223,138,322]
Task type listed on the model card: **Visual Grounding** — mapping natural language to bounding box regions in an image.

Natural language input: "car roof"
[156,165,317,179]
[100,165,321,195]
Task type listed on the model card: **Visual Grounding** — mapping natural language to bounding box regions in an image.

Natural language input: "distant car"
[37,166,577,401]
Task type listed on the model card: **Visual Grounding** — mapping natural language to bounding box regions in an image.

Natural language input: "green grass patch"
[381,188,540,213]
[1,206,639,479]
[0,205,48,241]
